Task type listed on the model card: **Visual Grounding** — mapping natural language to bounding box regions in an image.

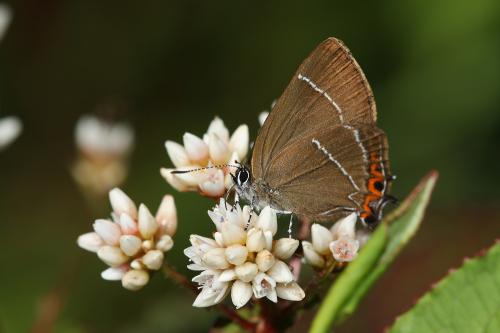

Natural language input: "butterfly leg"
[245,208,254,230]
[288,213,294,238]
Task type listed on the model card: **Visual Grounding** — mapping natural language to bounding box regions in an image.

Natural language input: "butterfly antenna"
[171,164,239,174]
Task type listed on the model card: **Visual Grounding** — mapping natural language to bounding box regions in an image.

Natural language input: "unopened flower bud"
[302,241,325,268]
[225,244,248,266]
[130,259,144,270]
[331,213,357,239]
[101,267,127,281]
[165,141,190,168]
[203,248,230,270]
[256,206,277,235]
[311,224,333,255]
[119,213,138,235]
[138,204,158,239]
[97,246,128,267]
[231,280,252,309]
[142,250,164,270]
[258,112,269,126]
[235,262,258,283]
[77,232,103,252]
[155,195,177,236]
[109,188,137,220]
[122,269,149,291]
[273,238,299,260]
[142,240,153,251]
[221,223,246,246]
[229,125,249,161]
[246,228,266,252]
[219,269,237,282]
[183,132,209,164]
[156,235,174,252]
[93,219,121,246]
[276,282,305,301]
[267,260,294,283]
[207,117,230,142]
[208,133,230,165]
[119,235,142,256]
[255,250,275,272]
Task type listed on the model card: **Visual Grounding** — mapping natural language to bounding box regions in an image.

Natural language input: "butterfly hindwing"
[259,124,389,221]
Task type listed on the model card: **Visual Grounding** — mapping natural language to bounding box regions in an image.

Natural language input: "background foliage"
[0,0,499,332]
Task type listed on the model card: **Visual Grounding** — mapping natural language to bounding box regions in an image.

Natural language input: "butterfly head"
[232,164,251,188]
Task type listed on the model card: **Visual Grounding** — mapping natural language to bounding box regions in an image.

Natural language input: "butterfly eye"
[237,168,249,185]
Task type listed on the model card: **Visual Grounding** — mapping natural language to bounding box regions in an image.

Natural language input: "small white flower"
[0,116,22,151]
[77,189,177,290]
[75,115,134,157]
[302,213,361,268]
[186,199,304,308]
[71,115,134,196]
[0,4,12,42]
[162,117,250,198]
[252,273,277,302]
[192,270,229,307]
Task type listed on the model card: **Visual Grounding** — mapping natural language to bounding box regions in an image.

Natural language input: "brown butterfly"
[231,37,395,226]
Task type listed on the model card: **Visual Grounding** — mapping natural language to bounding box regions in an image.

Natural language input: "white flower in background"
[0,4,12,42]
[302,213,360,268]
[77,188,177,291]
[0,116,22,151]
[71,115,134,196]
[161,117,249,198]
[258,99,276,127]
[185,199,304,308]
[258,112,269,127]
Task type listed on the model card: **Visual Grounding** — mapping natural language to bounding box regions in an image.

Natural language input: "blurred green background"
[1,0,499,332]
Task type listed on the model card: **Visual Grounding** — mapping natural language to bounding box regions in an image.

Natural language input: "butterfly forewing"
[262,124,389,221]
[253,37,377,179]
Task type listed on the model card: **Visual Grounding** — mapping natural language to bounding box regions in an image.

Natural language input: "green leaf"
[309,223,388,333]
[389,242,500,333]
[338,171,439,321]
[309,171,439,333]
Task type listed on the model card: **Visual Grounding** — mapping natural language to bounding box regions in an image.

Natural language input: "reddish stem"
[290,217,311,280]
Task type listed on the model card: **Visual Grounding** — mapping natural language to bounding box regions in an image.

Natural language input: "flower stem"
[218,303,257,332]
[162,262,198,293]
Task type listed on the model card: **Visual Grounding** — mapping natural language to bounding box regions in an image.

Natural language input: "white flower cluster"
[185,200,305,308]
[72,115,134,195]
[77,188,177,290]
[161,117,249,198]
[302,213,360,268]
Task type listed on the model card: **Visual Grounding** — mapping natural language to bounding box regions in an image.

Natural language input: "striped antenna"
[171,163,240,174]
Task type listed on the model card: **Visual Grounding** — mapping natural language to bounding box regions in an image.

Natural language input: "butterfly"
[231,37,395,227]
